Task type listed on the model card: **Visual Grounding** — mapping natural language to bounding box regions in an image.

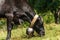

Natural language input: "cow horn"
[30,15,39,28]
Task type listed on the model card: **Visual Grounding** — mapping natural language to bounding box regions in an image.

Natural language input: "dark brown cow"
[13,0,45,37]
[0,0,45,40]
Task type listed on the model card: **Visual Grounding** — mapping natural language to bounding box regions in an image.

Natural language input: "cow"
[0,0,45,40]
[13,0,45,37]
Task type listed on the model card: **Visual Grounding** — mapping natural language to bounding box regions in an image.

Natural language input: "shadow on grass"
[11,34,42,40]
[21,34,42,39]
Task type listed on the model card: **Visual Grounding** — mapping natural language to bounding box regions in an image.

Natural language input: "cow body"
[0,0,45,40]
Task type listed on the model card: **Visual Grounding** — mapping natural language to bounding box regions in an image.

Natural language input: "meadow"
[0,23,60,40]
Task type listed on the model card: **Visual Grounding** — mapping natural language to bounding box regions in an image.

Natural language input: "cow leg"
[6,13,13,40]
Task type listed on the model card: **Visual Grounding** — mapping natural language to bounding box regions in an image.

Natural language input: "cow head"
[33,16,45,36]
[26,15,45,37]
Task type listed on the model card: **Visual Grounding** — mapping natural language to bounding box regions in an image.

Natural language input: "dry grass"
[0,23,60,40]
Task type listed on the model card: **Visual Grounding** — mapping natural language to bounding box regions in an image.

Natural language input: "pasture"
[0,21,60,40]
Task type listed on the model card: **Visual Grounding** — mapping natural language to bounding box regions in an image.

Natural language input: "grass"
[0,23,60,40]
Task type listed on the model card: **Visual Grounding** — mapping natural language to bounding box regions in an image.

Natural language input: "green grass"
[0,23,60,40]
